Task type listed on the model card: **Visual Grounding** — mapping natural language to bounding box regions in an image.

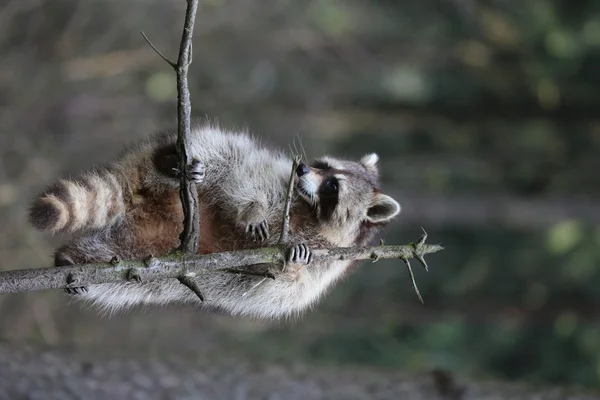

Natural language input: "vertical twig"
[141,0,202,300]
[278,156,300,245]
[141,1,200,254]
[175,0,200,254]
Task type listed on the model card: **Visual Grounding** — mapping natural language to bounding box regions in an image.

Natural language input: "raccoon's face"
[295,153,401,246]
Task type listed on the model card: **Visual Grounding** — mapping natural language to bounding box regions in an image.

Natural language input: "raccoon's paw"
[287,243,313,265]
[240,202,269,241]
[187,159,205,184]
[64,286,89,295]
[246,220,269,242]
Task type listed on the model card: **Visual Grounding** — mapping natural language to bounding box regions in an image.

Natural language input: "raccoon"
[28,123,401,318]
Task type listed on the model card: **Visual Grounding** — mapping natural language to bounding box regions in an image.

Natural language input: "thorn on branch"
[140,31,176,68]
[177,275,204,302]
[127,269,142,283]
[412,228,432,271]
[402,257,424,304]
[417,227,428,246]
[415,254,429,272]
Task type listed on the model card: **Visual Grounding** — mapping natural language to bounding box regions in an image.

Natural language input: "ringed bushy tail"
[28,171,126,234]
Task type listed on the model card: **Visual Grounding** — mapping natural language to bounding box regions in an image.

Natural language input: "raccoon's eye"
[312,161,331,170]
[323,177,338,194]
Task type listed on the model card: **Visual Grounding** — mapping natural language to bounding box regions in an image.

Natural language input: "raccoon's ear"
[366,193,401,223]
[360,153,379,173]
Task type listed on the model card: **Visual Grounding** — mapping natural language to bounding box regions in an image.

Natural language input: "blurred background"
[0,0,599,391]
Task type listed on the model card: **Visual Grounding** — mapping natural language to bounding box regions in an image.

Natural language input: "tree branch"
[174,0,200,254]
[140,0,201,300]
[0,239,443,297]
[142,1,199,254]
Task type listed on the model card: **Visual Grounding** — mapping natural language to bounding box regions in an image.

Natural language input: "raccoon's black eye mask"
[322,177,338,195]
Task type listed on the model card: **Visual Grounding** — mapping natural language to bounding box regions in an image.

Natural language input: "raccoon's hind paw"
[246,220,269,242]
[287,244,313,265]
[188,159,205,184]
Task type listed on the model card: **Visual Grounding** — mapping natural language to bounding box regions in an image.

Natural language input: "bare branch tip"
[415,254,429,272]
[402,257,424,304]
[416,228,428,246]
[140,31,176,68]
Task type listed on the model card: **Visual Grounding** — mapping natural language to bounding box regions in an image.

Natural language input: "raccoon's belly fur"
[29,123,401,318]
[58,198,344,318]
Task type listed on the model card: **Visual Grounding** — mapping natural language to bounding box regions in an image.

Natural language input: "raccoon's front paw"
[187,159,205,184]
[287,243,313,265]
[246,220,269,242]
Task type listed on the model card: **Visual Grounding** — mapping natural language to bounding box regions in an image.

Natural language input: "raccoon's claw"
[64,286,88,295]
[64,271,89,295]
[287,244,313,265]
[188,159,205,184]
[246,220,269,242]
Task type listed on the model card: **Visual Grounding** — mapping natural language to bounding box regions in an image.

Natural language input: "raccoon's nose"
[296,163,310,177]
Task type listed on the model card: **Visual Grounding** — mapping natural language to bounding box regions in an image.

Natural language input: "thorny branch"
[0,238,443,298]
